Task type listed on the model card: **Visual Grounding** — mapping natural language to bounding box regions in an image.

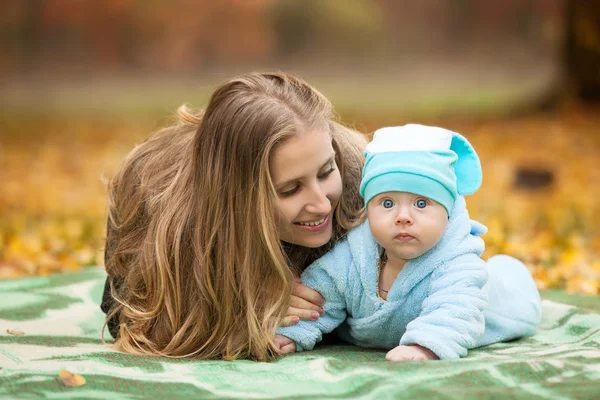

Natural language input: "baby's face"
[367,191,448,264]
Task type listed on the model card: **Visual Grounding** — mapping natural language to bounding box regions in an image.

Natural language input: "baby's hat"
[359,124,482,215]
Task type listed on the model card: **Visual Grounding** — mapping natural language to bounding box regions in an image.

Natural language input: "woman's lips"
[395,233,415,242]
[294,214,330,232]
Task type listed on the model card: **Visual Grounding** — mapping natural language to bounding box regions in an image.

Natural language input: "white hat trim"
[365,124,454,155]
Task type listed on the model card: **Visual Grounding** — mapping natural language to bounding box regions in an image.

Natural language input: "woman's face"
[270,128,343,248]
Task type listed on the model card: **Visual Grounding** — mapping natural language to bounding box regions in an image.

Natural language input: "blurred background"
[0,0,599,294]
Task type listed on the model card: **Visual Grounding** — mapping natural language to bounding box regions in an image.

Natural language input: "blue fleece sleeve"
[399,255,488,360]
[276,257,348,352]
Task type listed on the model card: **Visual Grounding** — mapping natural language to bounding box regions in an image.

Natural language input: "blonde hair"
[103,72,366,360]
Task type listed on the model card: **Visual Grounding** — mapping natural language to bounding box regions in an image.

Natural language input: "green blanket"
[1,269,599,399]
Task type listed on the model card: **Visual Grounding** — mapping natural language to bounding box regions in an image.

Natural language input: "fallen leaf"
[58,369,86,387]
[6,329,24,335]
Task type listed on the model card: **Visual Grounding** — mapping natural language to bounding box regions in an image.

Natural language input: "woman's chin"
[284,226,333,248]
[303,237,331,248]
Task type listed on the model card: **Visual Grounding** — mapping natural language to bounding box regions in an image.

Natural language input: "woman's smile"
[294,214,330,231]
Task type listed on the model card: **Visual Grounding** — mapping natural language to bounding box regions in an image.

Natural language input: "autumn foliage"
[0,102,598,294]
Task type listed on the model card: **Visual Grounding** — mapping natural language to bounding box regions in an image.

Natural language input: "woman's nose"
[305,183,332,214]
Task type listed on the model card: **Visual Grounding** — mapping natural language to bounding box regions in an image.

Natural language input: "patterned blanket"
[1,268,599,399]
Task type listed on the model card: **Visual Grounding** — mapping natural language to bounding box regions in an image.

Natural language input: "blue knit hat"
[359,124,482,215]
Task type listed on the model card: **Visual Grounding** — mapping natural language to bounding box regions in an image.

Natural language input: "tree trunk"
[566,0,600,101]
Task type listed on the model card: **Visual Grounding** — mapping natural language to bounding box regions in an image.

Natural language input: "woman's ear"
[450,133,482,195]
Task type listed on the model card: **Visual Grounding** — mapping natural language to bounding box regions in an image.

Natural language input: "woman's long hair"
[104,72,366,360]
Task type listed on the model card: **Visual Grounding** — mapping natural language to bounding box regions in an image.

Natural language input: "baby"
[275,124,542,361]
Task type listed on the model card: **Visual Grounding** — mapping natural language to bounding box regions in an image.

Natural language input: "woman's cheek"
[330,171,344,203]
[288,197,304,223]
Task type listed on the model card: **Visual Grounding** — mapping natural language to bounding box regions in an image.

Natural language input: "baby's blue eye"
[415,199,427,209]
[382,199,394,209]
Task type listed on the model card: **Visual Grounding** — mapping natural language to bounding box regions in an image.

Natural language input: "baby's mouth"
[395,233,415,242]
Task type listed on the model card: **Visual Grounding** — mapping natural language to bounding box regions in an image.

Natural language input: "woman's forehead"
[270,129,334,185]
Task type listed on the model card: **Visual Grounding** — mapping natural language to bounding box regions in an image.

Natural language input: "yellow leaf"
[0,262,22,279]
[58,369,86,387]
[560,249,583,266]
[566,277,598,296]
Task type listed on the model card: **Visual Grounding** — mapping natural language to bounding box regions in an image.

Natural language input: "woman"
[101,72,368,360]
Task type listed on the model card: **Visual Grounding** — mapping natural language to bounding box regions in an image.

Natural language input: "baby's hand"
[274,334,297,355]
[386,344,439,362]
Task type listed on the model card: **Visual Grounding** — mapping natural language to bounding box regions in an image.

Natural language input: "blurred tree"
[269,0,384,61]
[0,0,577,83]
[566,0,600,101]
[269,0,319,56]
[137,0,274,70]
[0,0,275,74]
[0,0,44,74]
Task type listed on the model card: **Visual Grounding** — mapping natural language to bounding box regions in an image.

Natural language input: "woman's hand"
[280,279,325,327]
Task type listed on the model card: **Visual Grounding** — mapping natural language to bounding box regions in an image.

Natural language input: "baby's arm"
[276,259,349,352]
[397,255,489,360]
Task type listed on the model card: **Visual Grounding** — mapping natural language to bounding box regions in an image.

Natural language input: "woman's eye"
[415,199,427,209]
[280,186,299,197]
[318,168,335,180]
[382,199,394,209]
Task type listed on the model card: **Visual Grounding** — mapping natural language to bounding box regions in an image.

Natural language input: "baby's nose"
[395,207,413,225]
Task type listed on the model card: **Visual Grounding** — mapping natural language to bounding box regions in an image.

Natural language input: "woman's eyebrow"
[274,154,336,188]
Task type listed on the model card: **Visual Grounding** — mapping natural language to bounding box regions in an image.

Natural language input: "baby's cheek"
[431,218,448,242]
[419,226,445,255]
[367,215,389,244]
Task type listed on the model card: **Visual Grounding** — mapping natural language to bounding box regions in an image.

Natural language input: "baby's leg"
[476,255,542,347]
